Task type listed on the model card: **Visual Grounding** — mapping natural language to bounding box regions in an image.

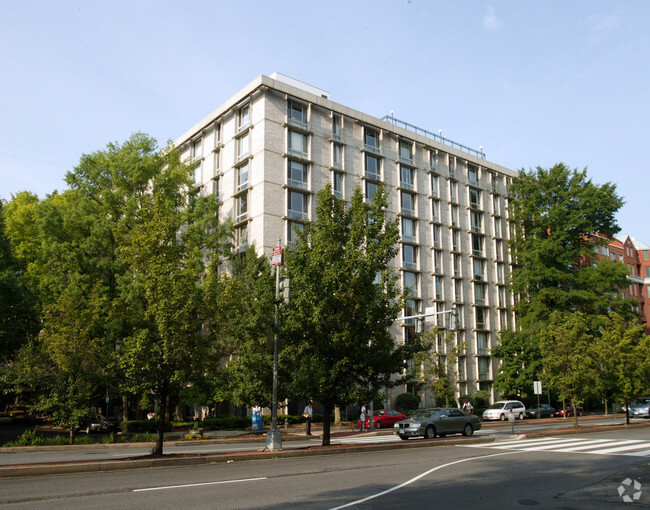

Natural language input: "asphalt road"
[1,428,649,509]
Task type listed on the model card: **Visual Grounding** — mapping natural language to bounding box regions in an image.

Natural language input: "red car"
[357,409,407,429]
[557,405,584,417]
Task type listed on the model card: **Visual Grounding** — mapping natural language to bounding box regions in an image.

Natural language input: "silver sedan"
[394,407,481,440]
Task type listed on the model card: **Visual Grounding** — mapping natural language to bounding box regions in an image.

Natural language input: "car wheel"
[462,423,473,436]
[375,421,382,429]
[424,426,436,439]
[518,412,524,420]
[399,435,409,441]
[499,413,506,421]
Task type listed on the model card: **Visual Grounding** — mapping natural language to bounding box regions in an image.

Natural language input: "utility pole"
[266,240,283,451]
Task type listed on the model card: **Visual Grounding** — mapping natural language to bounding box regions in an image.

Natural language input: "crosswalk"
[460,436,650,457]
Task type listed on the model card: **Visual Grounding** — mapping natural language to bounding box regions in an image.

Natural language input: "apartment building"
[174,73,518,404]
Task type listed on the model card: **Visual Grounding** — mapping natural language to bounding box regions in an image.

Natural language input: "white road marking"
[133,476,267,492]
[461,437,650,457]
[328,451,520,510]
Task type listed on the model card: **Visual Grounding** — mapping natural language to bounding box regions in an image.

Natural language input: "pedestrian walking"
[359,402,367,432]
[303,401,313,435]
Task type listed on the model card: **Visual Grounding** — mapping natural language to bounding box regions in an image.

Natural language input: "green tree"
[493,164,631,397]
[0,200,40,362]
[413,328,464,407]
[281,185,424,446]
[539,311,599,426]
[116,140,230,455]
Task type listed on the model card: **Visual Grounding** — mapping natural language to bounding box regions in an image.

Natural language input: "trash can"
[252,411,263,431]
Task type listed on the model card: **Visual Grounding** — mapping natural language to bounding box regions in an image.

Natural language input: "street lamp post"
[266,240,283,451]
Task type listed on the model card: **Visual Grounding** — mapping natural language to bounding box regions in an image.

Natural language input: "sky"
[1,1,649,242]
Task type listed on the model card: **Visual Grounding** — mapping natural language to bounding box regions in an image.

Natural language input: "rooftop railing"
[381,115,486,159]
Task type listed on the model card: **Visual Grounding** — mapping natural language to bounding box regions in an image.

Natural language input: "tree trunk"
[625,400,630,425]
[321,401,332,446]
[334,405,341,425]
[69,427,74,445]
[122,394,129,422]
[155,383,168,456]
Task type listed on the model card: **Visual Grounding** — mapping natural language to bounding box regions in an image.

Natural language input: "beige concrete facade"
[174,73,519,405]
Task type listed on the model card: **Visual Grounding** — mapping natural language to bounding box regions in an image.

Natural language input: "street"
[1,426,649,509]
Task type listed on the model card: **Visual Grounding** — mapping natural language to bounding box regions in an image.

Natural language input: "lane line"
[328,451,520,510]
[133,477,267,492]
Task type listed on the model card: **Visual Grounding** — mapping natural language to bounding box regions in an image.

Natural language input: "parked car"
[394,407,481,440]
[482,400,526,421]
[526,404,556,419]
[556,405,584,417]
[357,409,406,429]
[629,397,650,418]
[76,414,117,434]
[4,404,29,418]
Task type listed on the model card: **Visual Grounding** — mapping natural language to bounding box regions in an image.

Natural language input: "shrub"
[120,420,172,433]
[395,393,420,413]
[3,429,44,447]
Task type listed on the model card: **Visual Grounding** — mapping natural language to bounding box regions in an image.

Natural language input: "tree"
[539,311,600,426]
[116,140,230,455]
[281,185,424,446]
[0,200,40,362]
[493,164,631,398]
[413,328,464,407]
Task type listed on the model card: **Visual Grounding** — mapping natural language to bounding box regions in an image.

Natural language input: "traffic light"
[279,276,291,304]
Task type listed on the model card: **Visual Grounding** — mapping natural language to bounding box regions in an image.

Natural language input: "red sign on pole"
[272,246,282,266]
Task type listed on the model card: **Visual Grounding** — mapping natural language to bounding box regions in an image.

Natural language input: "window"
[332,172,343,198]
[364,127,380,153]
[434,250,443,274]
[238,104,250,131]
[448,157,455,178]
[288,131,308,159]
[452,229,460,252]
[475,308,487,330]
[450,181,457,202]
[365,181,378,202]
[192,138,202,162]
[492,195,501,215]
[431,174,438,197]
[401,191,415,216]
[287,190,308,220]
[450,205,459,227]
[491,173,499,193]
[469,189,481,209]
[193,163,202,188]
[431,199,440,222]
[495,240,503,261]
[646,267,650,278]
[237,132,249,160]
[432,224,441,248]
[399,140,413,164]
[468,165,479,187]
[430,152,439,172]
[477,332,489,355]
[496,262,505,284]
[498,286,506,307]
[645,250,649,260]
[457,357,466,381]
[332,115,341,141]
[403,245,417,270]
[402,218,416,242]
[404,299,419,326]
[287,160,308,189]
[288,100,307,128]
[473,259,485,280]
[434,275,443,300]
[500,309,509,330]
[236,192,248,222]
[403,271,418,297]
[470,212,483,233]
[478,357,490,380]
[453,254,462,277]
[332,144,342,169]
[493,217,501,238]
[237,162,249,191]
[474,283,487,305]
[287,221,304,250]
[454,279,463,301]
[610,252,616,261]
[235,223,248,249]
[365,154,381,180]
[400,165,414,190]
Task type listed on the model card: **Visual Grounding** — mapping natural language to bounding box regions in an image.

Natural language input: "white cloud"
[483,5,504,31]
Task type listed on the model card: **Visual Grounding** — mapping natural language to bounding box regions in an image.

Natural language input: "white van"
[482,400,526,421]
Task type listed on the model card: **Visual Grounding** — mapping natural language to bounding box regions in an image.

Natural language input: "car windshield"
[410,409,438,419]
[487,403,505,410]
[632,398,650,405]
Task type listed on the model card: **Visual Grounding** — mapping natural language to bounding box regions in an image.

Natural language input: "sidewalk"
[1,417,647,479]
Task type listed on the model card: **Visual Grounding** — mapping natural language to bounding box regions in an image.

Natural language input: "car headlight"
[394,423,399,428]
[411,423,421,429]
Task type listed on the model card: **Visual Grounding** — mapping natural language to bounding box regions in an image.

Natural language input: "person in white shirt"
[303,401,313,435]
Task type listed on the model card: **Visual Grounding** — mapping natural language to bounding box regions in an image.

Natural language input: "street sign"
[272,246,282,266]
[534,380,542,395]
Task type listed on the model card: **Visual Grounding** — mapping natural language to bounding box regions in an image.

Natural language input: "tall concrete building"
[174,73,518,405]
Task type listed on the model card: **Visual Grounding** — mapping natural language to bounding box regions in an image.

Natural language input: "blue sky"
[2,1,648,242]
